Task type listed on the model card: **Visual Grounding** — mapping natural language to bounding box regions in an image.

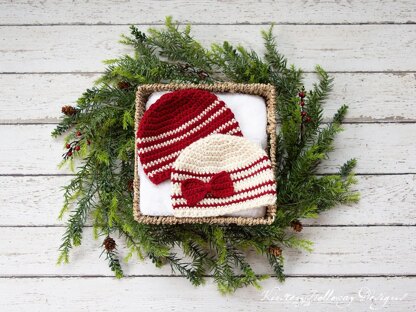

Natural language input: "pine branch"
[52,18,359,292]
[340,158,357,177]
[211,41,270,83]
[165,253,205,286]
[267,253,285,282]
[262,25,287,72]
[57,178,97,264]
[104,249,124,279]
[147,17,213,74]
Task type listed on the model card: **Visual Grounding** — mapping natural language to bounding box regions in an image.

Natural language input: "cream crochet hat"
[171,134,277,217]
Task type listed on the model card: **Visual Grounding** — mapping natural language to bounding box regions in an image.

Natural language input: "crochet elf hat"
[171,134,277,218]
[136,89,243,185]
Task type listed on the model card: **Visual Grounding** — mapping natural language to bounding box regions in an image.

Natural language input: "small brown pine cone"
[103,236,116,251]
[291,220,303,232]
[197,70,209,80]
[178,63,190,70]
[61,105,77,116]
[127,179,134,192]
[268,245,282,257]
[117,81,131,90]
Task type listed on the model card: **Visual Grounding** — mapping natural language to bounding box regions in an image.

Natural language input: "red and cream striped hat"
[136,89,243,185]
[171,134,277,218]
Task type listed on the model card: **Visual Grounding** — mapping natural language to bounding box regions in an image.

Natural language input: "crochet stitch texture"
[171,134,277,217]
[136,89,243,185]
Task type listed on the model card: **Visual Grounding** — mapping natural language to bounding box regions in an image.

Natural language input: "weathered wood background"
[0,1,415,311]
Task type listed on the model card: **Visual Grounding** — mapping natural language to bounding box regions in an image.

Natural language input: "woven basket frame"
[133,83,277,225]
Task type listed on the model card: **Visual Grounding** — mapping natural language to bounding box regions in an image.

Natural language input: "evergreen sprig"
[53,18,359,294]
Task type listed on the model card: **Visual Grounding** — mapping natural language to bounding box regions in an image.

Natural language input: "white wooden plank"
[0,277,414,312]
[0,0,415,25]
[0,125,68,175]
[0,124,415,175]
[0,176,71,226]
[1,175,414,226]
[0,226,415,276]
[0,73,96,123]
[1,73,415,123]
[303,72,416,123]
[1,25,415,73]
[321,123,416,174]
[305,174,416,226]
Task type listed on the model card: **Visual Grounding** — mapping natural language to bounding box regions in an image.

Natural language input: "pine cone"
[268,245,282,257]
[103,236,116,251]
[117,81,131,90]
[197,70,209,80]
[127,179,134,192]
[178,63,190,70]
[291,220,303,232]
[61,105,77,116]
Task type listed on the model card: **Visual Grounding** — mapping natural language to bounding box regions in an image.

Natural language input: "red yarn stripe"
[232,165,273,183]
[148,170,171,185]
[171,180,276,199]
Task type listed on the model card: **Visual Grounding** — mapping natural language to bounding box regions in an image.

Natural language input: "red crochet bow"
[181,171,235,206]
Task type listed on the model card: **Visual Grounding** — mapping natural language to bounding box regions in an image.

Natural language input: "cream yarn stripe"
[141,150,182,169]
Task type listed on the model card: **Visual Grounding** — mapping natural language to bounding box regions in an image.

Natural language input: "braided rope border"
[133,83,277,225]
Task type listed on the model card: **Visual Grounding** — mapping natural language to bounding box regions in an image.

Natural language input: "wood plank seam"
[1,22,416,26]
[1,274,416,279]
